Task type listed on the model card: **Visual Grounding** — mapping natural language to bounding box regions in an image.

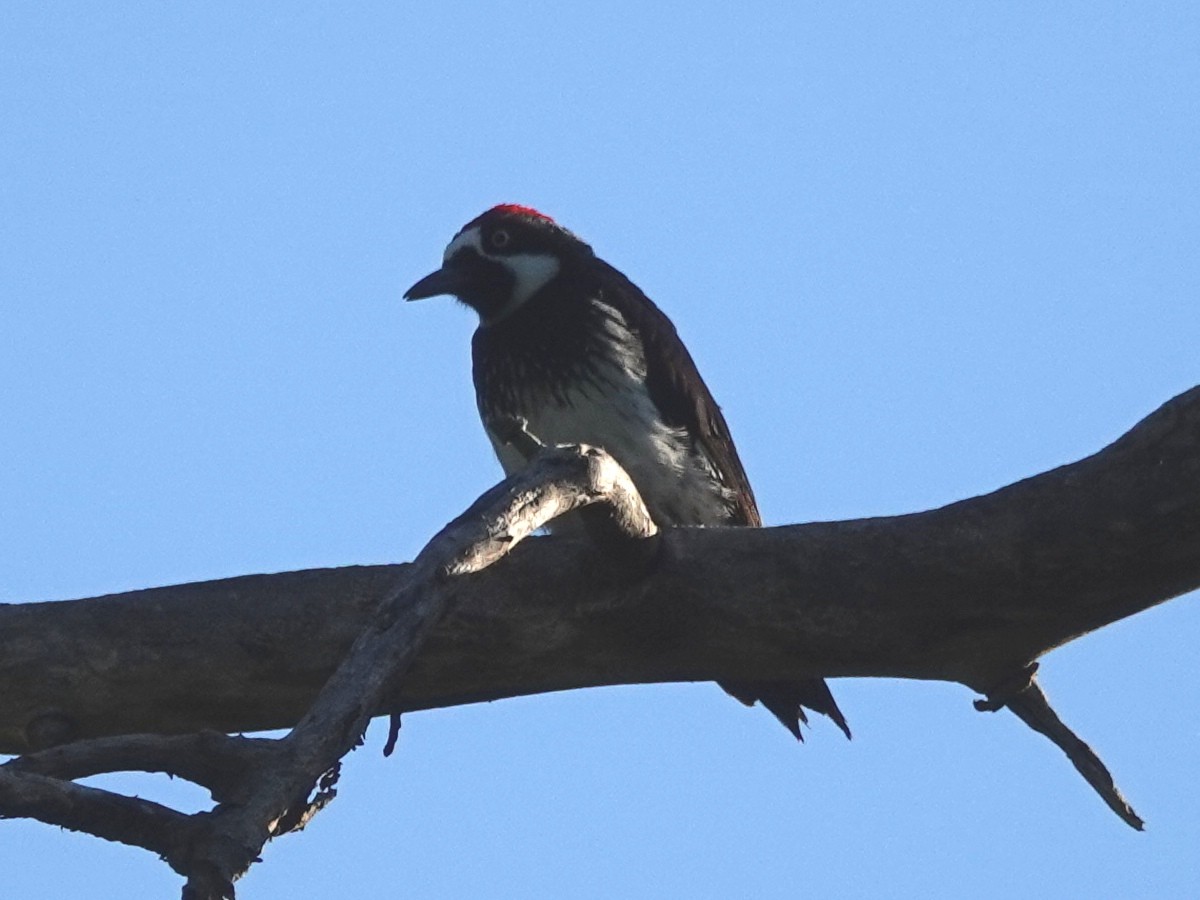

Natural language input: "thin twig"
[0,766,196,858]
[1002,679,1144,830]
[7,732,278,804]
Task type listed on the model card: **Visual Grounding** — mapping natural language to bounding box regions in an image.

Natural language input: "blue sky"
[2,3,1197,897]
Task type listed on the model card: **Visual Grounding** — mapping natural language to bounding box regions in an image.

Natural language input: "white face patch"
[495,253,560,317]
[443,226,561,324]
[442,226,485,264]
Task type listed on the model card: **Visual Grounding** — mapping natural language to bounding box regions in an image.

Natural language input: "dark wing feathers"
[588,259,850,741]
[589,259,761,527]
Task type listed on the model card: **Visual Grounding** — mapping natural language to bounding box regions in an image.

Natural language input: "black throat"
[473,278,623,417]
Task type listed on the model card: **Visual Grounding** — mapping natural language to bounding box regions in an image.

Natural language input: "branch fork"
[2,439,656,899]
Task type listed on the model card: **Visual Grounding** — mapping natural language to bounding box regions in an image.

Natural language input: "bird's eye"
[489,229,511,250]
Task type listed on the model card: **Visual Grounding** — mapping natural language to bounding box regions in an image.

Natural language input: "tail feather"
[720,679,852,742]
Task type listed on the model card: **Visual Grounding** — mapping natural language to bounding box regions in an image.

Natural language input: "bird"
[404,203,850,742]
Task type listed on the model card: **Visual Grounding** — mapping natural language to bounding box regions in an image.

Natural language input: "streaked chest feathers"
[473,299,736,528]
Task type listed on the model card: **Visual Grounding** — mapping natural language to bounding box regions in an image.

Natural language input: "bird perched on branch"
[404,204,850,742]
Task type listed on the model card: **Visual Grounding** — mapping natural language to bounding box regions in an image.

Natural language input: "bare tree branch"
[0,387,1197,893]
[995,676,1145,830]
[3,388,1195,748]
[0,765,196,860]
[7,731,277,804]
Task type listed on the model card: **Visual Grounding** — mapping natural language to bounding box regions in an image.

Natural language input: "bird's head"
[404,205,591,324]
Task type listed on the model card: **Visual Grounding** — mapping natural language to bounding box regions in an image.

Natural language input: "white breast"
[482,303,734,528]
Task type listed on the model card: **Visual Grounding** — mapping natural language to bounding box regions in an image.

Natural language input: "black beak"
[403,266,464,301]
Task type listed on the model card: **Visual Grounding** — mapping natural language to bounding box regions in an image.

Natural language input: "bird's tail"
[720,679,851,742]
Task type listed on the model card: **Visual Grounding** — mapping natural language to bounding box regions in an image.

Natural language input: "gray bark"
[1,387,1198,895]
[3,389,1196,751]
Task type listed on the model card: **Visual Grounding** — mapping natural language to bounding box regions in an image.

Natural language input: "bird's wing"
[585,260,851,742]
[592,260,762,527]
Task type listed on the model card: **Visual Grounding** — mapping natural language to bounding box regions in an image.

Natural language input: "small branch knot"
[973,662,1040,712]
[24,711,77,750]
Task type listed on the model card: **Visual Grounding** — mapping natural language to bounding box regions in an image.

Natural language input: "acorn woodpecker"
[404,204,850,742]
